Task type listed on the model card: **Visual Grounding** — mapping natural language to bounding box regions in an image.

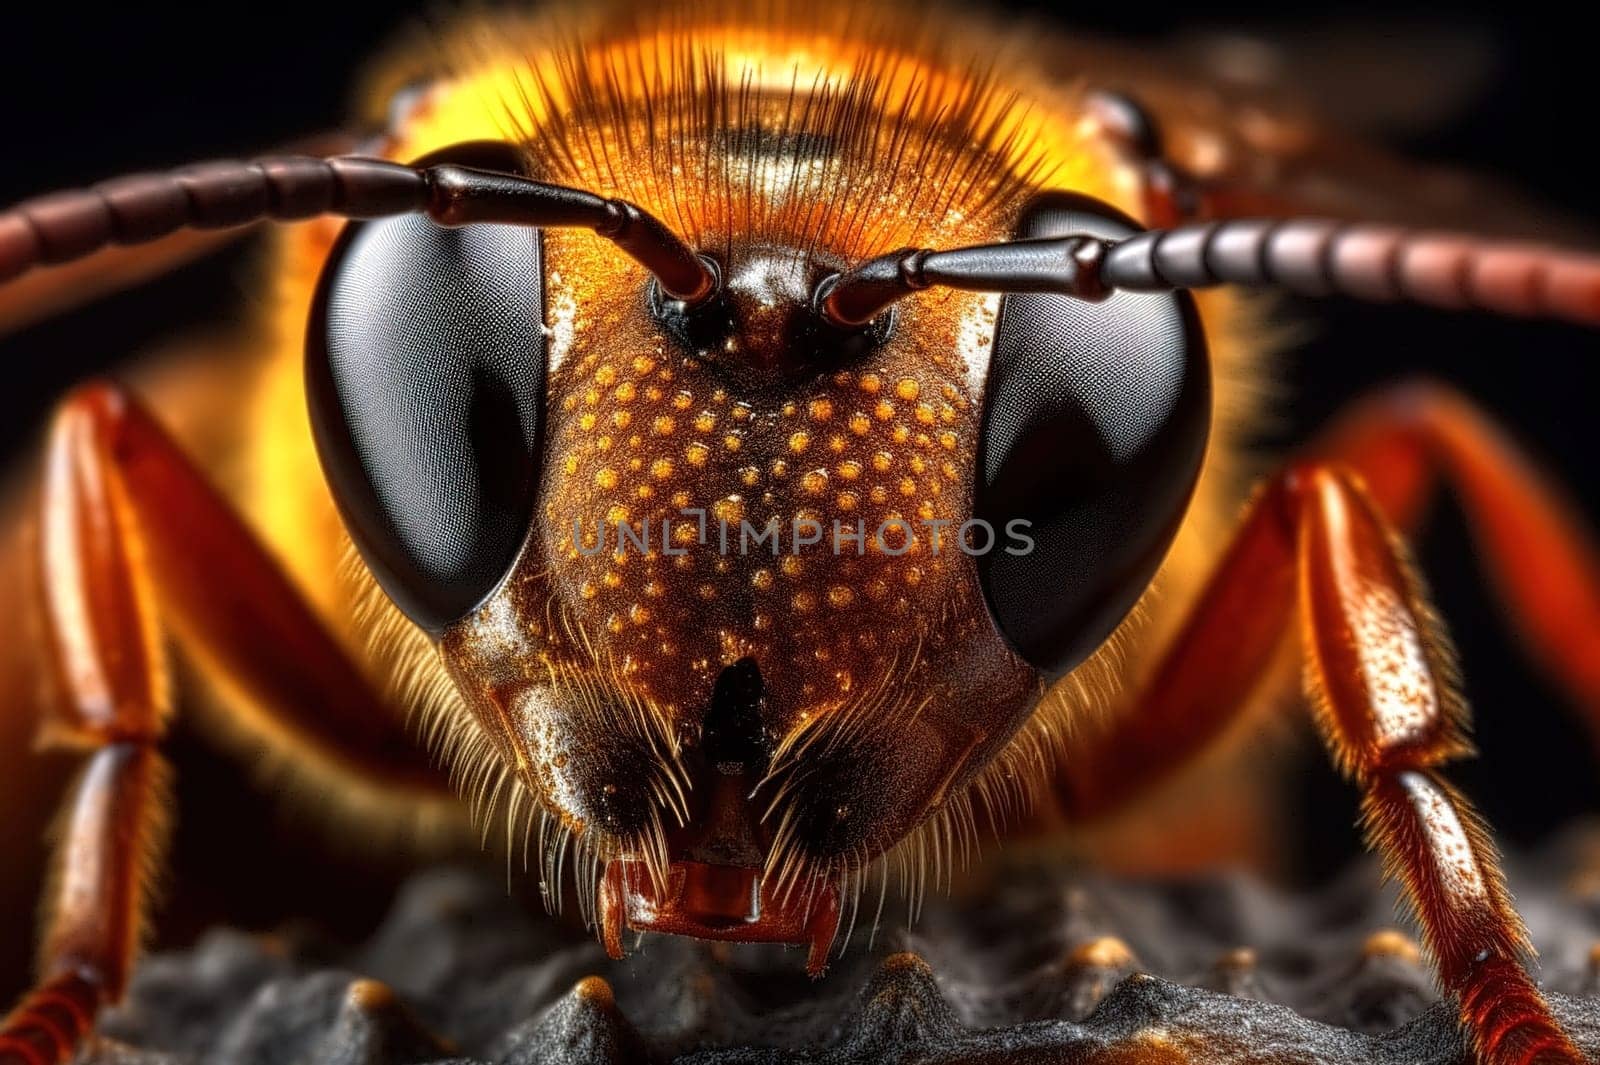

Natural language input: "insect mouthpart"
[599,858,842,978]
[597,658,842,975]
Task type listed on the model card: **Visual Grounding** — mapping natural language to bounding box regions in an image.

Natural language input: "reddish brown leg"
[0,749,164,1065]
[1058,462,1583,1064]
[1313,380,1600,737]
[0,382,447,1065]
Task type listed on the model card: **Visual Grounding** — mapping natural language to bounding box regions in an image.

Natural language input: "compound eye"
[974,193,1210,677]
[306,142,546,633]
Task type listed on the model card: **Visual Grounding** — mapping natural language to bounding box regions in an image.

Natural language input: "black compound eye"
[974,193,1211,677]
[307,142,547,633]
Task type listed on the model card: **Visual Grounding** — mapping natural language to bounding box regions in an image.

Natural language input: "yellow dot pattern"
[466,215,1010,754]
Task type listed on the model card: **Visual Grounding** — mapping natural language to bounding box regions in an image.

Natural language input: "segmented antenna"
[0,156,716,303]
[818,220,1600,328]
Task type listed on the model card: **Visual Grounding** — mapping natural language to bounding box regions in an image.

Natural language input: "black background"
[0,0,1596,984]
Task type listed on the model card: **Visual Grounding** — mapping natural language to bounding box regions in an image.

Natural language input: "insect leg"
[0,749,165,1065]
[1310,379,1600,743]
[36,381,440,787]
[0,381,449,1065]
[1055,462,1583,1064]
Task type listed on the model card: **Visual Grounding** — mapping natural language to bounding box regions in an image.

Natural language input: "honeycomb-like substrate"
[82,848,1600,1064]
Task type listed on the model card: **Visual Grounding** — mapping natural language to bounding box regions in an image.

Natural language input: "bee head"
[305,137,1212,964]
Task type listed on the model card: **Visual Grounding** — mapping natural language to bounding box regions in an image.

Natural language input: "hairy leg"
[1313,380,1600,737]
[0,382,451,1065]
[1057,461,1583,1064]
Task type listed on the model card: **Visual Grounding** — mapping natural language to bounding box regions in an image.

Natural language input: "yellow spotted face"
[367,0,1142,887]
[542,226,994,711]
[446,232,1040,875]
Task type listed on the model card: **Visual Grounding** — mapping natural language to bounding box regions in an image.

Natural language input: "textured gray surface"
[81,845,1600,1064]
